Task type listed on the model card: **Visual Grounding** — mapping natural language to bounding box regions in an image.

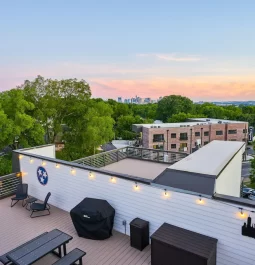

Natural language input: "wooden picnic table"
[7,229,72,265]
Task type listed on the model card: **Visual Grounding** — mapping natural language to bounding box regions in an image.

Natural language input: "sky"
[0,0,255,101]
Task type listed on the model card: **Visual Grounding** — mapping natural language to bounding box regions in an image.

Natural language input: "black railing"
[0,173,21,199]
[179,137,188,141]
[73,147,188,167]
[153,138,165,142]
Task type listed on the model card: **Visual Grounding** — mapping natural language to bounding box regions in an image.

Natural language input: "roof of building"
[133,118,247,129]
[153,141,245,196]
[101,143,117,152]
[168,140,245,176]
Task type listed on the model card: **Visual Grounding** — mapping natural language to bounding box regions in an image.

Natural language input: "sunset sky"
[1,0,255,101]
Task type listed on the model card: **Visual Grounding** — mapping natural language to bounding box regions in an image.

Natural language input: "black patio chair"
[11,183,28,207]
[30,192,51,218]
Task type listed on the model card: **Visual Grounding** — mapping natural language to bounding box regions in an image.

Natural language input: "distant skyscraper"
[117,97,122,103]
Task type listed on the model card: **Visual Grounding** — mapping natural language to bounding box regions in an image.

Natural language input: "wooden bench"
[0,232,47,265]
[52,248,86,265]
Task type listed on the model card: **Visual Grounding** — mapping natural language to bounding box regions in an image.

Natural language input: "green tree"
[60,100,115,160]
[156,95,194,122]
[0,154,12,176]
[167,112,200,123]
[22,75,91,144]
[0,89,45,149]
[115,115,143,140]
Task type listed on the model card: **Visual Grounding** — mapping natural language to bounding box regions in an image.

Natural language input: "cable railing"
[73,147,188,168]
[0,173,21,199]
[73,148,127,167]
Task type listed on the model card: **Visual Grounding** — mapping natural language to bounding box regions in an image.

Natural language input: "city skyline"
[1,1,255,101]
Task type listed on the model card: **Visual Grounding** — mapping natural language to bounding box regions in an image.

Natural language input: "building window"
[153,145,164,150]
[171,144,176,149]
[171,133,176,138]
[216,130,223,135]
[243,129,247,133]
[204,131,209,136]
[195,132,200,137]
[204,141,209,145]
[228,130,237,134]
[179,143,188,152]
[153,134,164,142]
[180,133,188,140]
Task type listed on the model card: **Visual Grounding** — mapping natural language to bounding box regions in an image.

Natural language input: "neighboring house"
[133,118,249,153]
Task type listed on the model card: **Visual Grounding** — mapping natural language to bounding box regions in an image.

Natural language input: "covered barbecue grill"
[70,198,115,240]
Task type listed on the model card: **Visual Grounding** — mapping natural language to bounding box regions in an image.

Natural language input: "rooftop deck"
[0,197,151,265]
[101,158,168,180]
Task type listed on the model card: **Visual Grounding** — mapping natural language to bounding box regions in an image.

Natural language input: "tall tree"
[0,89,45,149]
[22,75,91,143]
[156,95,194,122]
[60,100,115,160]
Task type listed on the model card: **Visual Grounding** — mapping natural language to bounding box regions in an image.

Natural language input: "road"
[242,162,251,179]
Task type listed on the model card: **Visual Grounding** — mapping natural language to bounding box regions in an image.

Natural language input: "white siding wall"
[24,145,55,158]
[20,155,255,265]
[215,149,242,197]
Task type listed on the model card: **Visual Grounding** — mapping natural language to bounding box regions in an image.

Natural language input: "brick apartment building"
[132,118,249,154]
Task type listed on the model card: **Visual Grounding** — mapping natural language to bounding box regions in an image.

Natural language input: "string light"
[239,207,244,216]
[29,157,34,164]
[70,167,76,175]
[134,182,139,191]
[164,189,169,197]
[55,163,60,168]
[41,160,46,166]
[110,176,116,183]
[19,154,23,159]
[89,171,94,179]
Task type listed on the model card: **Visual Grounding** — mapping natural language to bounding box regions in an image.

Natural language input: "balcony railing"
[179,137,188,141]
[73,146,189,167]
[0,173,21,199]
[153,138,165,142]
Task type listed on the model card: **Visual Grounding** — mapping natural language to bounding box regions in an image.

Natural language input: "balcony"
[179,137,188,141]
[152,138,165,143]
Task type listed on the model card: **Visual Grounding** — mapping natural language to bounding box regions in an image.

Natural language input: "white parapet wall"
[22,145,56,159]
[214,146,244,197]
[18,146,255,265]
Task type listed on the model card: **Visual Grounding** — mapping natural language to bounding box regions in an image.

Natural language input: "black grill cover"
[70,198,115,240]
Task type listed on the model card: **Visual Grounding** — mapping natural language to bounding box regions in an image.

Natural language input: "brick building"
[132,118,248,154]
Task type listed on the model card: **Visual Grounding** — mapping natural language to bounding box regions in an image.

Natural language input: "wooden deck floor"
[0,197,151,265]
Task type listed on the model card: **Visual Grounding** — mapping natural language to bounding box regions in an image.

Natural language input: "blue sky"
[1,0,255,100]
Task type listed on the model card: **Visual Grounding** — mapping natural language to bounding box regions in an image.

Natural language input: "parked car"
[248,194,255,201]
[242,188,254,198]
